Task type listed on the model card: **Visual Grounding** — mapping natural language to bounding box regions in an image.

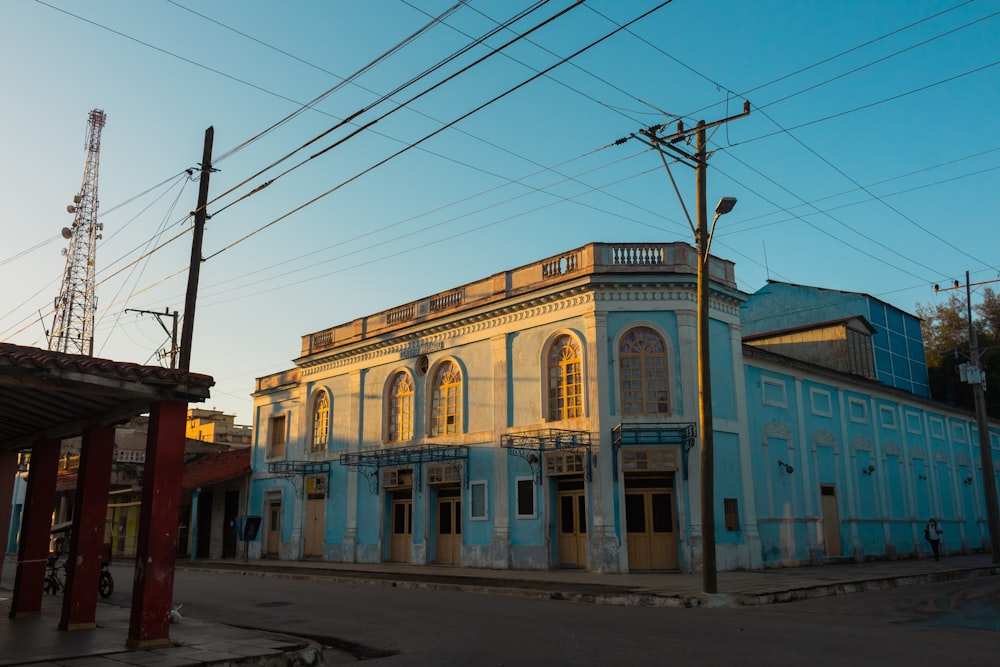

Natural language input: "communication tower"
[49,109,107,356]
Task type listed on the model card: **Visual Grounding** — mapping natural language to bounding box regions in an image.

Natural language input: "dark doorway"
[223,490,239,559]
[196,490,213,559]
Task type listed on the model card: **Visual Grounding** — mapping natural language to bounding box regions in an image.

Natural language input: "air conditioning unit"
[382,469,399,488]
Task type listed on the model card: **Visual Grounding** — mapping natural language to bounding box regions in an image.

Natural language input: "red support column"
[59,424,115,630]
[9,438,60,618]
[127,400,187,649]
[0,449,18,583]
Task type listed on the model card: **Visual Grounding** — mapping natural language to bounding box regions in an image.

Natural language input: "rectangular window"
[470,481,488,520]
[809,387,832,418]
[516,478,536,518]
[848,397,868,424]
[724,498,740,531]
[761,376,787,408]
[268,415,286,459]
[427,463,462,485]
[545,452,586,476]
[879,405,897,429]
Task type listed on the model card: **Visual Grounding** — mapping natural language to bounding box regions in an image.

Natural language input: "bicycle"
[98,544,113,599]
[43,547,114,599]
[44,552,64,595]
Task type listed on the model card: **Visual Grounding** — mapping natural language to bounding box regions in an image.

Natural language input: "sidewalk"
[2,552,997,666]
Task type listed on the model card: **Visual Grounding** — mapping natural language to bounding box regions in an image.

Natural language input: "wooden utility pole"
[964,273,1000,562]
[178,127,214,372]
[630,101,750,594]
[125,307,180,368]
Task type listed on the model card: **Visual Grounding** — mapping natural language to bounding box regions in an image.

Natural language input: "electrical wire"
[203,1,677,262]
[205,0,571,215]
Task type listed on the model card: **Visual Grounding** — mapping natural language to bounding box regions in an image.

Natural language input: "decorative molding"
[956,452,972,467]
[909,445,926,460]
[933,450,950,463]
[882,441,901,457]
[763,421,792,441]
[812,429,837,448]
[851,435,872,452]
[300,290,597,375]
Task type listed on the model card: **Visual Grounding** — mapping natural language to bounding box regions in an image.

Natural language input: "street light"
[697,187,737,595]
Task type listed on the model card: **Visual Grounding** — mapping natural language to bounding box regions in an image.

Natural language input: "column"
[9,438,60,618]
[127,400,187,649]
[0,450,18,583]
[490,334,511,567]
[60,424,115,630]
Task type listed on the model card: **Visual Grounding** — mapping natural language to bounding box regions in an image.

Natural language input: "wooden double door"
[557,479,587,568]
[390,491,413,563]
[435,487,462,565]
[625,475,677,570]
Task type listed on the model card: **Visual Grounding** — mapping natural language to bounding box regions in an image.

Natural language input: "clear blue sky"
[2,0,998,425]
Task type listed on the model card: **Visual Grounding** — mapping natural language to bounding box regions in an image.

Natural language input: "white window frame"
[809,387,832,417]
[761,376,787,408]
[515,477,536,519]
[879,405,897,430]
[469,480,488,521]
[929,416,946,440]
[847,397,868,424]
[905,410,923,435]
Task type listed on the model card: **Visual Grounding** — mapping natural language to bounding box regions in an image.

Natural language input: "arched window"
[431,361,462,436]
[311,391,329,452]
[388,371,414,443]
[548,335,583,421]
[619,327,669,415]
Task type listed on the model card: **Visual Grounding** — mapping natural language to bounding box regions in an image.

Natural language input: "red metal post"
[59,424,115,630]
[0,450,18,583]
[9,438,60,618]
[127,400,187,648]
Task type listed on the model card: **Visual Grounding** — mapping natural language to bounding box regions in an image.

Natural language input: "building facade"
[248,243,999,572]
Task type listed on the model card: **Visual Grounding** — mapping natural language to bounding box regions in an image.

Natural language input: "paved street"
[98,563,998,666]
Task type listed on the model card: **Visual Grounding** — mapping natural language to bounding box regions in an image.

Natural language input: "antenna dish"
[66,205,76,213]
[61,227,72,239]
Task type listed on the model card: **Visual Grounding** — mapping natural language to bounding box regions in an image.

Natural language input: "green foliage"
[917,287,1000,418]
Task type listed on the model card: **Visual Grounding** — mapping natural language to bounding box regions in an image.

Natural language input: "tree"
[917,286,1000,418]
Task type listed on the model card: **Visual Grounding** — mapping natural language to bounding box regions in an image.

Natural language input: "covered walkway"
[0,343,212,648]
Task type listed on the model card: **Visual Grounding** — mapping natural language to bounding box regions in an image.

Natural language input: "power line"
[203,1,678,262]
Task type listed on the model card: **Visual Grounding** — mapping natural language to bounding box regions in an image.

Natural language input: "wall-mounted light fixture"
[918,474,927,481]
[777,460,794,474]
[861,464,876,476]
[964,476,974,485]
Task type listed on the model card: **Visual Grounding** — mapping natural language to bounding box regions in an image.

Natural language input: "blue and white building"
[248,243,998,572]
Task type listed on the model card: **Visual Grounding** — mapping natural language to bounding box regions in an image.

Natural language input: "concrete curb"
[176,562,1000,610]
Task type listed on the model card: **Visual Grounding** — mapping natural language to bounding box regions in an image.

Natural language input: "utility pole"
[626,101,750,594]
[937,273,1000,562]
[125,307,179,368]
[178,127,215,372]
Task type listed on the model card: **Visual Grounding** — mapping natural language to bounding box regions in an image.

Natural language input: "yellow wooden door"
[304,497,325,557]
[626,488,677,570]
[557,490,587,567]
[390,497,412,563]
[435,493,461,565]
[820,485,841,557]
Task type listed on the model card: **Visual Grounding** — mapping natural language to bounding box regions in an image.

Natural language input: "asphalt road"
[92,563,999,666]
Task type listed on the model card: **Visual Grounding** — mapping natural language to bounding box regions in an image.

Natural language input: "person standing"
[925,518,943,561]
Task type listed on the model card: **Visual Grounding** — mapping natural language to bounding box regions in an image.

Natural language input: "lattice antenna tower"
[49,109,107,356]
